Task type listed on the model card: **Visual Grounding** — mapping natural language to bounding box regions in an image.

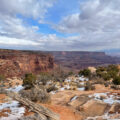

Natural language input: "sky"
[0,0,120,52]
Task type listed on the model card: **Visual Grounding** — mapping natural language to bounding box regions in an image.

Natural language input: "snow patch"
[89,93,120,104]
[71,96,78,101]
[0,101,25,120]
[77,87,85,91]
[7,85,24,92]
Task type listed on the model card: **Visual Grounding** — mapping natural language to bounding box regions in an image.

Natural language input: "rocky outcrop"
[79,99,108,117]
[0,49,54,77]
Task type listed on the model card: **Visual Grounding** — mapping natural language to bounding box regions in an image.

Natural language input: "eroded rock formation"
[48,51,120,70]
[0,49,54,77]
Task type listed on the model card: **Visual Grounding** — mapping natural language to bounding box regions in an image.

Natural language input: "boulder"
[109,103,120,114]
[79,100,108,117]
[68,94,90,108]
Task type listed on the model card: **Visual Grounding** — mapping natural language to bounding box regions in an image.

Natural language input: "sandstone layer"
[0,49,54,77]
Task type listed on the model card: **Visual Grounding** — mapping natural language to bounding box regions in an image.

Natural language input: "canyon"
[0,50,120,120]
[48,51,120,70]
[0,49,120,77]
[0,49,54,77]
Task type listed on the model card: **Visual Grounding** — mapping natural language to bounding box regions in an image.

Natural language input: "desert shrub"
[85,82,95,91]
[47,85,58,93]
[0,75,5,82]
[102,73,111,81]
[77,84,84,88]
[96,65,119,80]
[68,71,74,76]
[106,65,119,79]
[97,67,106,72]
[23,73,37,89]
[96,67,106,77]
[8,82,12,87]
[107,71,117,79]
[111,85,120,90]
[104,82,109,87]
[107,65,119,73]
[113,76,120,85]
[79,69,91,77]
[20,87,51,103]
[92,77,105,84]
[51,68,68,83]
[37,72,52,85]
[73,87,77,90]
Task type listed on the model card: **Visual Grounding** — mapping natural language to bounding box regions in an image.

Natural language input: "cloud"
[0,0,120,51]
[51,0,120,51]
[0,0,59,49]
[0,0,56,19]
[56,0,120,33]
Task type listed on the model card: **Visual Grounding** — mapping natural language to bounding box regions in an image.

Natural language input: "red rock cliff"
[0,50,54,77]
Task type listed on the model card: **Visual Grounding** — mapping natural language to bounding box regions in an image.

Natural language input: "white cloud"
[0,36,39,45]
[0,0,59,49]
[0,0,56,19]
[56,0,120,34]
[0,0,120,51]
[52,0,120,50]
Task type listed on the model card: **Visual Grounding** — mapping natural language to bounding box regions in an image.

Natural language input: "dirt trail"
[42,104,83,120]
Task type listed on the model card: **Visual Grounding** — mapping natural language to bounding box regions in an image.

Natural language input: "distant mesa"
[47,51,120,70]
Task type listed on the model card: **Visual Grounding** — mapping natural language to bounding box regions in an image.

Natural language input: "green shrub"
[79,69,91,77]
[96,67,105,77]
[23,73,37,88]
[96,67,106,77]
[96,65,119,80]
[107,65,119,73]
[47,85,58,93]
[107,70,117,78]
[102,73,111,81]
[68,71,74,76]
[104,82,109,87]
[113,76,120,85]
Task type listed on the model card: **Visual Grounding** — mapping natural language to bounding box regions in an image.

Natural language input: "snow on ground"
[77,87,85,91]
[60,87,65,91]
[70,96,78,101]
[80,82,84,85]
[86,92,120,120]
[78,76,89,82]
[7,85,24,92]
[65,79,71,82]
[0,101,25,120]
[0,85,25,119]
[89,92,120,104]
